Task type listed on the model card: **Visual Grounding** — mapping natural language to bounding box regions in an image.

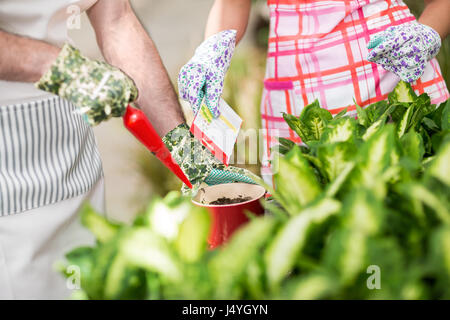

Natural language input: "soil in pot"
[208,195,253,205]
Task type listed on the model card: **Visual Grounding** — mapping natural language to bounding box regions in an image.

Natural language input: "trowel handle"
[123,105,193,189]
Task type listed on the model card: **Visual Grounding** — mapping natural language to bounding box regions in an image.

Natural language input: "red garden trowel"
[123,105,193,189]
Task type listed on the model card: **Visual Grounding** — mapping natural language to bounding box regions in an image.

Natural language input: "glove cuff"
[419,23,442,59]
[162,123,220,187]
[35,43,87,95]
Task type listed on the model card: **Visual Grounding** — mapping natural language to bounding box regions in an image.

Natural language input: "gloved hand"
[178,30,236,118]
[367,21,441,83]
[162,123,257,194]
[36,44,138,125]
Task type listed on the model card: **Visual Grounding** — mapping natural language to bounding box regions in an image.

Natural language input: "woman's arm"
[205,0,252,43]
[0,30,59,82]
[418,0,450,39]
[87,0,185,136]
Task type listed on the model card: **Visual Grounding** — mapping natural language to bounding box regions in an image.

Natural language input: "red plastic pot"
[192,183,266,249]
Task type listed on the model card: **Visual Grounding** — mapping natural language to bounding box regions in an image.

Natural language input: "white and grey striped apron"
[0,95,104,299]
[0,96,103,216]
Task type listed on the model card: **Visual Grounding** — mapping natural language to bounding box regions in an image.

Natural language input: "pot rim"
[191,183,266,208]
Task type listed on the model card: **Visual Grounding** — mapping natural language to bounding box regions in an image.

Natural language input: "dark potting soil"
[209,195,252,205]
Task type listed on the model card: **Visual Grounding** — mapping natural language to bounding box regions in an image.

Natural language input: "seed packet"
[190,98,242,165]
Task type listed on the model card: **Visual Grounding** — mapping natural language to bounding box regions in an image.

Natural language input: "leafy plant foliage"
[62,82,450,299]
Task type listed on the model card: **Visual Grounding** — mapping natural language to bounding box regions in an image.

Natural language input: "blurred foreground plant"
[61,81,450,299]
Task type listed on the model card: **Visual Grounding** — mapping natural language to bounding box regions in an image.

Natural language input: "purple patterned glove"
[178,30,236,118]
[367,21,441,83]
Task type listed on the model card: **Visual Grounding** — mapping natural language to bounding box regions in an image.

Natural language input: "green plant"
[61,82,450,300]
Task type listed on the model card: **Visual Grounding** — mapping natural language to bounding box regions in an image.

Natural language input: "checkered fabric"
[260,0,449,185]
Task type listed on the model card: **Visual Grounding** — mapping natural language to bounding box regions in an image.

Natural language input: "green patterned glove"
[162,123,257,194]
[36,43,138,125]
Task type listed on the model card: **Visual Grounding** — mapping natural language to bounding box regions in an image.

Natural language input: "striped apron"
[260,0,450,184]
[0,96,104,299]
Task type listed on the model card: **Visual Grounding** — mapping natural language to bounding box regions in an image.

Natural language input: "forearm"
[0,30,59,82]
[419,0,450,39]
[87,0,184,136]
[205,0,251,43]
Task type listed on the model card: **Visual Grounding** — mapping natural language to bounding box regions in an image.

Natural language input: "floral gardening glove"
[162,123,257,194]
[36,44,138,125]
[178,30,236,118]
[367,21,441,83]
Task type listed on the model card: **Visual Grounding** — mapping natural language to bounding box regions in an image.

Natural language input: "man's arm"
[205,0,252,42]
[0,30,59,82]
[419,0,450,39]
[87,0,184,136]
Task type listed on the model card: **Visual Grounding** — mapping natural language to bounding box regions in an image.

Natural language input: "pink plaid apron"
[260,0,449,184]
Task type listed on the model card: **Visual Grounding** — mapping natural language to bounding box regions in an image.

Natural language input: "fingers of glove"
[371,39,430,83]
[178,63,207,115]
[204,72,224,118]
[197,30,237,63]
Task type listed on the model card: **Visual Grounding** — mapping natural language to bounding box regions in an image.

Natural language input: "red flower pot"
[192,183,266,249]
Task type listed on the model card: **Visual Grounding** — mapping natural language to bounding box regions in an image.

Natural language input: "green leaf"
[334,108,348,120]
[400,130,425,163]
[273,146,322,214]
[350,125,397,197]
[299,100,333,141]
[362,104,395,140]
[390,103,409,123]
[283,100,333,143]
[265,198,341,288]
[428,100,446,128]
[283,113,308,142]
[103,252,147,300]
[86,240,119,299]
[397,105,414,138]
[429,226,450,279]
[431,130,450,155]
[398,183,450,224]
[80,204,121,243]
[388,81,417,103]
[210,217,277,299]
[317,142,357,182]
[342,189,386,235]
[365,100,389,124]
[278,137,296,148]
[323,190,386,284]
[427,140,450,186]
[320,117,358,144]
[120,228,182,281]
[272,137,297,155]
[175,206,210,263]
[323,229,367,285]
[356,102,370,128]
[422,117,440,132]
[244,255,266,299]
[442,99,450,131]
[287,272,338,299]
[143,193,192,241]
[324,163,355,198]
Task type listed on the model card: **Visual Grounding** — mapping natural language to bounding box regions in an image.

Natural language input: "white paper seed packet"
[190,98,242,165]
